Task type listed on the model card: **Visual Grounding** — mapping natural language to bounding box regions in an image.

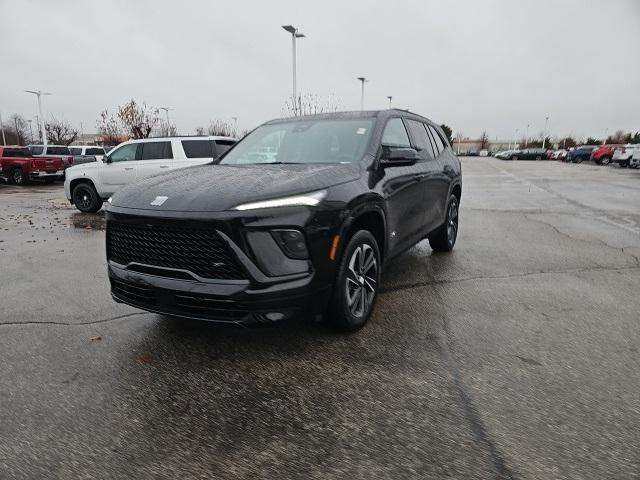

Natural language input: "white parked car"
[630,146,640,168]
[68,145,108,165]
[612,144,640,168]
[64,136,237,212]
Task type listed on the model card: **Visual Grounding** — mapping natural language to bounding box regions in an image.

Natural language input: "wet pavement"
[1,159,639,479]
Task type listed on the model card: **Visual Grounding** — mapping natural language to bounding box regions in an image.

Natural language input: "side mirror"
[104,155,112,164]
[379,147,419,168]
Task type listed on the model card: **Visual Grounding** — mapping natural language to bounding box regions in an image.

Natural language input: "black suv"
[508,148,547,160]
[105,110,462,330]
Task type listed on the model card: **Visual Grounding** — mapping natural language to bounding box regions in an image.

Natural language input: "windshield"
[219,118,374,165]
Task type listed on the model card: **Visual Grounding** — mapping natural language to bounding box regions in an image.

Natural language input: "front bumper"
[105,207,340,325]
[109,263,331,325]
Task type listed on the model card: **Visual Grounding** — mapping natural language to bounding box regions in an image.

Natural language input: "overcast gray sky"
[1,0,639,140]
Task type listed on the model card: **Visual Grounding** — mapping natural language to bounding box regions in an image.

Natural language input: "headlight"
[233,190,326,211]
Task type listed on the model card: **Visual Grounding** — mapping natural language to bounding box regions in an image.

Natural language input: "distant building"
[451,138,518,154]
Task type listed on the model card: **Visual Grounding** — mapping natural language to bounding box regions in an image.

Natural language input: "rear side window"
[140,141,173,160]
[214,140,235,156]
[382,118,411,148]
[181,140,215,159]
[69,147,82,155]
[29,146,43,155]
[405,119,435,158]
[47,146,71,155]
[3,148,30,157]
[427,125,446,154]
[85,148,105,155]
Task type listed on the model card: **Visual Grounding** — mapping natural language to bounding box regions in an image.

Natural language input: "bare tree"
[45,116,78,145]
[96,109,125,145]
[9,114,29,145]
[117,99,159,139]
[479,131,489,150]
[207,120,236,137]
[157,120,177,137]
[284,93,340,117]
[194,126,205,136]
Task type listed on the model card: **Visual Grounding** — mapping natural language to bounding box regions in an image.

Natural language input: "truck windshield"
[219,118,374,165]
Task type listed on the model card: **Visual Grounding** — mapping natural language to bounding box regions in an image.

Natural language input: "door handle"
[124,167,134,170]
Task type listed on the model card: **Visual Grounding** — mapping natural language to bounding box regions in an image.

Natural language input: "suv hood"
[111,163,361,212]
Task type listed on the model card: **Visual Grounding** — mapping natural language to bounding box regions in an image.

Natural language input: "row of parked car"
[0,137,237,195]
[493,144,640,167]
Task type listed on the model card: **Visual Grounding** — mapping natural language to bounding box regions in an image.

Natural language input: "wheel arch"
[338,200,387,260]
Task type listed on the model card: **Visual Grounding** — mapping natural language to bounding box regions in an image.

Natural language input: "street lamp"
[387,96,393,108]
[159,107,172,134]
[542,115,550,149]
[514,128,519,150]
[25,90,51,147]
[357,77,368,111]
[282,25,305,116]
[27,119,34,144]
[525,123,530,148]
[231,116,238,134]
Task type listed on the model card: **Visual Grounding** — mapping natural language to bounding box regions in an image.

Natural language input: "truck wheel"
[429,195,459,252]
[72,183,103,213]
[9,167,27,185]
[327,230,381,332]
[601,156,612,165]
[620,160,629,168]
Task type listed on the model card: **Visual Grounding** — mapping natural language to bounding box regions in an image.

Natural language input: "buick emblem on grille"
[150,196,168,206]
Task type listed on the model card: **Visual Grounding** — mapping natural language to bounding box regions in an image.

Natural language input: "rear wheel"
[327,230,381,331]
[601,156,611,165]
[9,167,27,185]
[535,155,542,160]
[620,160,629,168]
[72,182,103,213]
[429,195,459,252]
[511,155,519,160]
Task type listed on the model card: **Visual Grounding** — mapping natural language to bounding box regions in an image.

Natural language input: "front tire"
[429,195,459,252]
[72,182,103,213]
[327,230,381,331]
[601,156,611,165]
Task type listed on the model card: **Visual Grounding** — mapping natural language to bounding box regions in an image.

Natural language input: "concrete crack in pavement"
[429,281,516,480]
[0,311,148,328]
[380,264,640,295]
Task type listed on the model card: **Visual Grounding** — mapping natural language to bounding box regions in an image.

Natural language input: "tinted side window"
[427,125,446,154]
[109,143,138,162]
[214,140,235,156]
[382,118,411,148]
[405,119,435,158]
[47,146,71,155]
[140,141,173,160]
[4,148,30,157]
[29,146,43,155]
[69,147,82,155]
[181,140,215,159]
[85,148,105,155]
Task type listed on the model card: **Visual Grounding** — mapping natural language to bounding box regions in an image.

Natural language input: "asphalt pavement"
[1,158,639,479]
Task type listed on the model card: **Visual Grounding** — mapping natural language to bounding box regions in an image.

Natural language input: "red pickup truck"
[0,145,65,185]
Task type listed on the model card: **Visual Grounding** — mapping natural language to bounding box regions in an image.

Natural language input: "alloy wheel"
[74,187,93,210]
[446,199,459,245]
[345,244,377,318]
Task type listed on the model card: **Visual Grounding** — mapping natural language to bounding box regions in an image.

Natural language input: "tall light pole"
[25,90,51,146]
[159,106,172,134]
[231,116,238,135]
[525,123,530,148]
[357,77,368,110]
[542,115,550,149]
[27,119,34,144]
[514,128,519,150]
[282,25,305,116]
[0,110,6,145]
[387,96,392,108]
[604,128,609,144]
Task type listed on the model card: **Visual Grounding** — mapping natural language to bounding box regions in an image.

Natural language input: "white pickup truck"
[64,135,236,212]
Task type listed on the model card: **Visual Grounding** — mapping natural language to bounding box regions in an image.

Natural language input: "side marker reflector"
[329,235,340,261]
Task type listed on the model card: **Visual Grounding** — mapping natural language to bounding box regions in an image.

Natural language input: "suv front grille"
[107,220,246,280]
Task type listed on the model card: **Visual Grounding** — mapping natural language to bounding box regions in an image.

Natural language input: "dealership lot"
[1,158,639,479]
